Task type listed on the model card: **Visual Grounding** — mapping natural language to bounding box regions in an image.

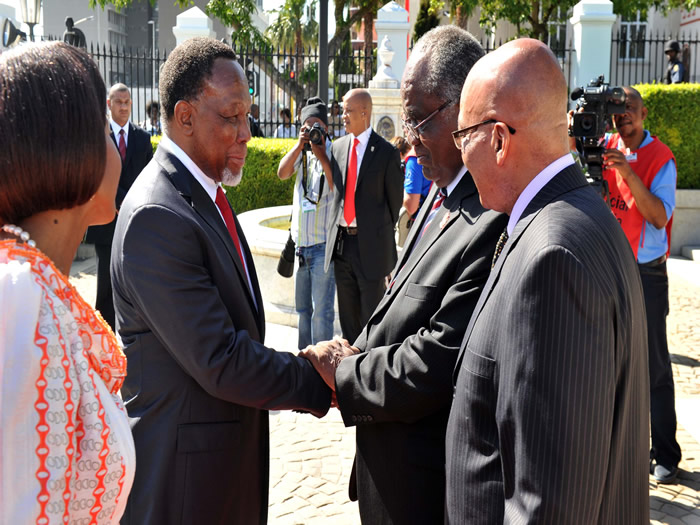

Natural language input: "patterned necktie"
[417,188,447,242]
[343,138,360,225]
[491,229,509,269]
[118,129,126,161]
[215,186,245,267]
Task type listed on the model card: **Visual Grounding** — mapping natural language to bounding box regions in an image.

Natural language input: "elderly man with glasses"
[300,26,507,524]
[445,39,649,524]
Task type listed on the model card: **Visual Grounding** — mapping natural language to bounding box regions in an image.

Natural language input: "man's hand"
[603,148,634,180]
[300,336,360,391]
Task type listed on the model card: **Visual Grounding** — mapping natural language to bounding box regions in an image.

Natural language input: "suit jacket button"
[351,415,357,422]
[367,415,373,422]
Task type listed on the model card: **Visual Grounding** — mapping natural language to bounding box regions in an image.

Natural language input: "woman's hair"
[391,136,410,157]
[280,108,292,121]
[0,41,107,225]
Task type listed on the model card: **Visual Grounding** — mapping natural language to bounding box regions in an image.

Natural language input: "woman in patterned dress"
[0,42,135,524]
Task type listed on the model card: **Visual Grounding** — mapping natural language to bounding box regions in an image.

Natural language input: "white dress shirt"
[110,119,129,147]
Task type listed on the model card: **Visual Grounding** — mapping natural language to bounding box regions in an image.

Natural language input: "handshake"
[299,336,360,404]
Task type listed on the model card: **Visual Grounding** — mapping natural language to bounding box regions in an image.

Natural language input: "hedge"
[634,83,700,189]
[150,136,297,213]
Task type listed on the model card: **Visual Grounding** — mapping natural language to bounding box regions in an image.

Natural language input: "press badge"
[625,152,638,162]
[301,199,316,213]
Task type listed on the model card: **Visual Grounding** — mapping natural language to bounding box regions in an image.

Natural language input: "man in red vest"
[602,86,680,484]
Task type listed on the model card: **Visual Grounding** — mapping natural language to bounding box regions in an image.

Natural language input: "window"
[546,7,570,60]
[619,12,647,60]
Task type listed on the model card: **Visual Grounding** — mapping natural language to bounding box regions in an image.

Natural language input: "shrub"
[150,136,297,212]
[634,83,699,189]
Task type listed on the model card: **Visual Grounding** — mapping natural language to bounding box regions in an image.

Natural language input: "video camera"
[303,122,326,152]
[569,76,626,201]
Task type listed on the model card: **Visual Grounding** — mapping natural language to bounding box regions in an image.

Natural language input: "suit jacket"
[111,146,331,525]
[324,130,403,279]
[334,173,508,523]
[445,164,650,524]
[85,122,153,245]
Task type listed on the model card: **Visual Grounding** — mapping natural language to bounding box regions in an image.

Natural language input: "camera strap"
[301,151,324,204]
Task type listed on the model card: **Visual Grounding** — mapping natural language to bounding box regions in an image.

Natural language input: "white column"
[172,6,216,46]
[374,1,410,85]
[570,0,617,90]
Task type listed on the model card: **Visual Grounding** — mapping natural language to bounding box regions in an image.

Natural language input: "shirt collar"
[444,165,468,197]
[159,134,219,203]
[351,126,372,146]
[507,153,575,235]
[110,119,129,139]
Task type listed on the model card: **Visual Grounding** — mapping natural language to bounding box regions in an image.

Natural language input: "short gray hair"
[410,26,484,104]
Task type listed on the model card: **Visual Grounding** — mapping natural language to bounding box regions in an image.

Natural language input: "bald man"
[445,39,649,523]
[324,89,403,344]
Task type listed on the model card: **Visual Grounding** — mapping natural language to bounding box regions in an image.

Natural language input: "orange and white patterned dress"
[0,240,135,524]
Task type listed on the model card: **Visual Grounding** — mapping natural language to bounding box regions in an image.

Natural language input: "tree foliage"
[414,0,441,43]
[447,0,699,41]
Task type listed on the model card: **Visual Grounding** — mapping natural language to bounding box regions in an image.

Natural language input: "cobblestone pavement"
[69,255,699,524]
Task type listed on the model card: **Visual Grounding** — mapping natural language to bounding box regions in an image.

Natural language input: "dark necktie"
[118,129,126,161]
[491,229,509,269]
[343,138,360,225]
[215,186,245,267]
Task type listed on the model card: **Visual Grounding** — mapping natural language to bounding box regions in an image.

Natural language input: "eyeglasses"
[452,119,516,150]
[402,100,455,143]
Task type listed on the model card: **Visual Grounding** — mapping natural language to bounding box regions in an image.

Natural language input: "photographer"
[278,97,336,349]
[600,86,681,485]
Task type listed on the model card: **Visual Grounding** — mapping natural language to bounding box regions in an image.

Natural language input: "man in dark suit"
[302,27,507,524]
[445,39,649,523]
[111,37,331,524]
[85,83,152,329]
[324,88,403,344]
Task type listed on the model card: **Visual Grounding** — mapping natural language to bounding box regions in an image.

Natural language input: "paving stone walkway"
[69,255,700,524]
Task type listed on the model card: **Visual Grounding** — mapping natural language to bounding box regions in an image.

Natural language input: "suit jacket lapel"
[452,163,589,380]
[123,122,136,168]
[154,148,261,322]
[389,175,474,299]
[356,131,378,189]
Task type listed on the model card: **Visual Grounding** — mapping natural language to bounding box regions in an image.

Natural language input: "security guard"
[664,40,685,84]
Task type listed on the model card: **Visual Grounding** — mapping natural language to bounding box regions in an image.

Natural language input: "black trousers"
[333,233,385,345]
[640,261,681,468]
[94,242,115,330]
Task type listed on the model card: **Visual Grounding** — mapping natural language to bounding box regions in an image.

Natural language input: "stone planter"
[239,205,340,331]
[671,189,700,256]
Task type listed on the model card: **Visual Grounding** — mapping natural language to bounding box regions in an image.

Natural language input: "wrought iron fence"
[232,39,374,138]
[610,31,700,86]
[44,36,575,136]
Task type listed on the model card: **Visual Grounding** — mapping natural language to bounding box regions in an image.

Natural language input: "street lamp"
[19,0,41,42]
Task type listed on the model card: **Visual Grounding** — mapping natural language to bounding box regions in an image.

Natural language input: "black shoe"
[653,464,678,484]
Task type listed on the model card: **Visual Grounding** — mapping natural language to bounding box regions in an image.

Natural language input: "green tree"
[265,0,319,104]
[447,0,699,41]
[413,0,441,43]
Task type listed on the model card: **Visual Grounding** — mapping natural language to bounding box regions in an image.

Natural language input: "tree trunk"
[363,9,374,84]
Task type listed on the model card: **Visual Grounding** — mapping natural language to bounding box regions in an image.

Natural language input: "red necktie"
[344,138,360,225]
[118,129,126,161]
[215,186,245,266]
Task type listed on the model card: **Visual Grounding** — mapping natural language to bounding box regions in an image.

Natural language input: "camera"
[570,76,626,139]
[303,122,326,151]
[569,76,626,200]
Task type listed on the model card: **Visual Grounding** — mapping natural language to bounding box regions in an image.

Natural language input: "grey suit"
[324,130,403,343]
[335,173,507,524]
[445,164,650,523]
[112,146,331,524]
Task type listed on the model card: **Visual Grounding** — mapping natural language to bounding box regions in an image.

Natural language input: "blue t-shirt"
[403,156,431,210]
